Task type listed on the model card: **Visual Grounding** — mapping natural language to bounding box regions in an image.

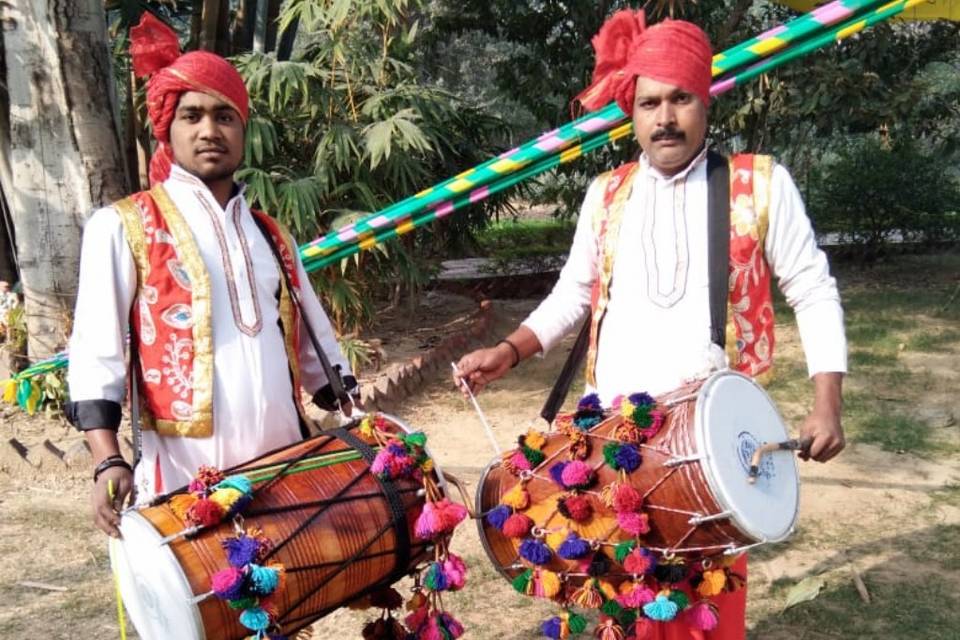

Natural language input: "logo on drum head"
[737,431,775,480]
[135,574,170,630]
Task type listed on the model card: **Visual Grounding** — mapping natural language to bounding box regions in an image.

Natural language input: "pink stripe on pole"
[812,3,854,24]
[534,135,567,152]
[710,78,736,96]
[367,215,391,228]
[498,147,520,158]
[536,128,560,141]
[434,201,455,217]
[757,25,787,39]
[469,186,490,203]
[338,228,358,242]
[574,116,614,134]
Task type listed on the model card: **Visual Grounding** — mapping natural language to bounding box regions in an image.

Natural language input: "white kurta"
[68,165,351,498]
[523,152,847,405]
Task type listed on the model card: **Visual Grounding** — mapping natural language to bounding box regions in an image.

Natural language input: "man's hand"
[92,465,134,538]
[453,343,515,395]
[798,372,845,462]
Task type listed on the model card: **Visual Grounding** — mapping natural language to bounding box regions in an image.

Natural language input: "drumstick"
[451,362,502,455]
[747,438,812,484]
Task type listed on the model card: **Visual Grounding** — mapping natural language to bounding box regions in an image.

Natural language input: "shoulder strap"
[250,213,351,410]
[707,150,730,349]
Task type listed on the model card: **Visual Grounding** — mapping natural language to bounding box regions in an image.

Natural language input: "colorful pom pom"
[570,579,604,609]
[557,494,593,522]
[508,450,533,472]
[423,561,450,592]
[502,513,534,539]
[224,534,261,568]
[249,564,279,596]
[613,444,642,472]
[522,445,547,467]
[520,538,553,565]
[685,601,720,631]
[485,505,511,530]
[616,511,650,536]
[623,547,657,576]
[512,569,533,594]
[532,568,562,599]
[215,475,252,495]
[595,617,625,640]
[696,569,727,597]
[186,497,225,527]
[238,606,272,631]
[616,581,655,608]
[642,594,679,622]
[611,483,643,513]
[557,533,592,560]
[549,461,569,487]
[614,539,637,564]
[211,567,245,600]
[443,553,467,591]
[654,561,688,584]
[502,483,531,510]
[541,617,563,639]
[560,460,595,490]
[523,429,547,450]
[578,393,603,412]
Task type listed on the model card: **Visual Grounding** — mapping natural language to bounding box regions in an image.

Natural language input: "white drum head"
[110,512,205,640]
[694,371,799,543]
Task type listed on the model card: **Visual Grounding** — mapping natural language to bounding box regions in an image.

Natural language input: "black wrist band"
[497,339,521,368]
[93,455,132,483]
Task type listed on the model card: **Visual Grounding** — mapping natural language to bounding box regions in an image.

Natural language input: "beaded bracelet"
[93,454,133,483]
[497,338,521,368]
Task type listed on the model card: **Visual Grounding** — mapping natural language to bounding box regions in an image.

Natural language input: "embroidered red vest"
[113,185,305,437]
[585,154,775,387]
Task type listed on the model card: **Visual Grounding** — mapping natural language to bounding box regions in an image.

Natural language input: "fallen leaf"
[782,576,826,613]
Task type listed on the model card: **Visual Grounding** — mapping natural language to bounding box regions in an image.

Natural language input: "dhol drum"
[476,370,800,586]
[111,414,447,640]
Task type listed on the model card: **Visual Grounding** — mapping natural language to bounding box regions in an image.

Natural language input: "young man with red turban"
[66,14,356,537]
[455,11,846,639]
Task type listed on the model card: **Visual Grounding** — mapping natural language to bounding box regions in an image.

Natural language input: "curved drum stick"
[451,362,502,455]
[747,437,813,483]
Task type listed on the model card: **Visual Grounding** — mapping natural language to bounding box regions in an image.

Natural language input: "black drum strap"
[328,426,411,583]
[539,319,591,425]
[706,150,730,350]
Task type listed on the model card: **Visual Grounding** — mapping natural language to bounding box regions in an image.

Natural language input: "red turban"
[129,13,249,185]
[576,11,712,114]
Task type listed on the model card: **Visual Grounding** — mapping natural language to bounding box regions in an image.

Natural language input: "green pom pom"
[614,539,637,564]
[228,596,258,610]
[522,445,546,466]
[668,589,690,610]
[602,442,620,469]
[601,599,623,617]
[404,432,428,448]
[512,569,533,594]
[618,608,638,628]
[632,405,652,428]
[567,612,588,634]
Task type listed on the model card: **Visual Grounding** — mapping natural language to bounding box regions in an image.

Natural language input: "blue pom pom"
[223,536,260,568]
[486,505,511,530]
[541,617,563,639]
[577,393,603,412]
[225,492,254,518]
[614,444,642,472]
[557,534,591,560]
[248,564,279,596]
[573,412,603,430]
[216,475,252,495]
[643,594,679,621]
[628,392,655,407]
[549,462,568,487]
[239,606,272,631]
[519,538,553,565]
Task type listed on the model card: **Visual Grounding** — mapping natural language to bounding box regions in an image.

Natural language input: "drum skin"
[125,416,435,639]
[476,379,757,585]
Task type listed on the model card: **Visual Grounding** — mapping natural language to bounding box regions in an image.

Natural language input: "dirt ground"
[1,289,958,639]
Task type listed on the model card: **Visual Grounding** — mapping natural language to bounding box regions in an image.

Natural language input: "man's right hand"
[92,465,134,538]
[453,343,516,395]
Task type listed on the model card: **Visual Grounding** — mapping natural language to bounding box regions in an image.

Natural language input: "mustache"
[650,127,685,142]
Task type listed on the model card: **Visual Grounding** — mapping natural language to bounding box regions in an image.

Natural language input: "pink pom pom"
[685,601,720,631]
[415,502,445,540]
[617,582,655,607]
[419,616,443,640]
[371,450,394,476]
[502,513,534,538]
[612,483,643,513]
[443,553,467,590]
[437,499,468,531]
[210,566,244,599]
[405,605,429,634]
[509,451,532,471]
[623,548,656,575]
[611,395,624,412]
[640,410,665,439]
[560,460,594,488]
[617,510,650,536]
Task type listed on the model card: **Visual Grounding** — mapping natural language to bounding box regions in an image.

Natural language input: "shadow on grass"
[749,523,960,639]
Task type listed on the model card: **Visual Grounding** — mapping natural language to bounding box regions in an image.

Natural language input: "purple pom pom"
[577,393,603,412]
[387,442,407,455]
[485,505,511,530]
[628,392,655,407]
[549,461,569,487]
[541,617,563,639]
[519,538,553,565]
[557,534,591,560]
[614,444,642,473]
[223,535,260,568]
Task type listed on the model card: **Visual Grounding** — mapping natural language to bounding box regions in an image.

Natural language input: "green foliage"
[809,136,960,259]
[232,0,511,332]
[474,219,576,259]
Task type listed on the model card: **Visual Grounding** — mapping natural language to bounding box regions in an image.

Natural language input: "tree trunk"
[1,0,129,359]
[0,35,20,285]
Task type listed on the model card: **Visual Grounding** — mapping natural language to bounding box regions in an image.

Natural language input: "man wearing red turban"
[66,13,356,538]
[457,10,847,640]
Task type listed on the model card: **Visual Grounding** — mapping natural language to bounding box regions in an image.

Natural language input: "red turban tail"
[129,13,250,185]
[577,11,712,115]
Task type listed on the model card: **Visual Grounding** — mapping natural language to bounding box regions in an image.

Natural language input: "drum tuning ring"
[530,526,546,538]
[232,515,246,534]
[701,558,713,570]
[518,470,534,481]
[589,539,602,551]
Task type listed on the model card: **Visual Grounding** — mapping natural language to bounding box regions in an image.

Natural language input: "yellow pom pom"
[169,494,198,521]
[620,399,636,419]
[545,529,567,551]
[697,569,727,597]
[421,458,435,473]
[359,416,375,438]
[598,579,618,600]
[524,429,547,451]
[536,569,562,599]
[502,483,530,510]
[209,487,244,512]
